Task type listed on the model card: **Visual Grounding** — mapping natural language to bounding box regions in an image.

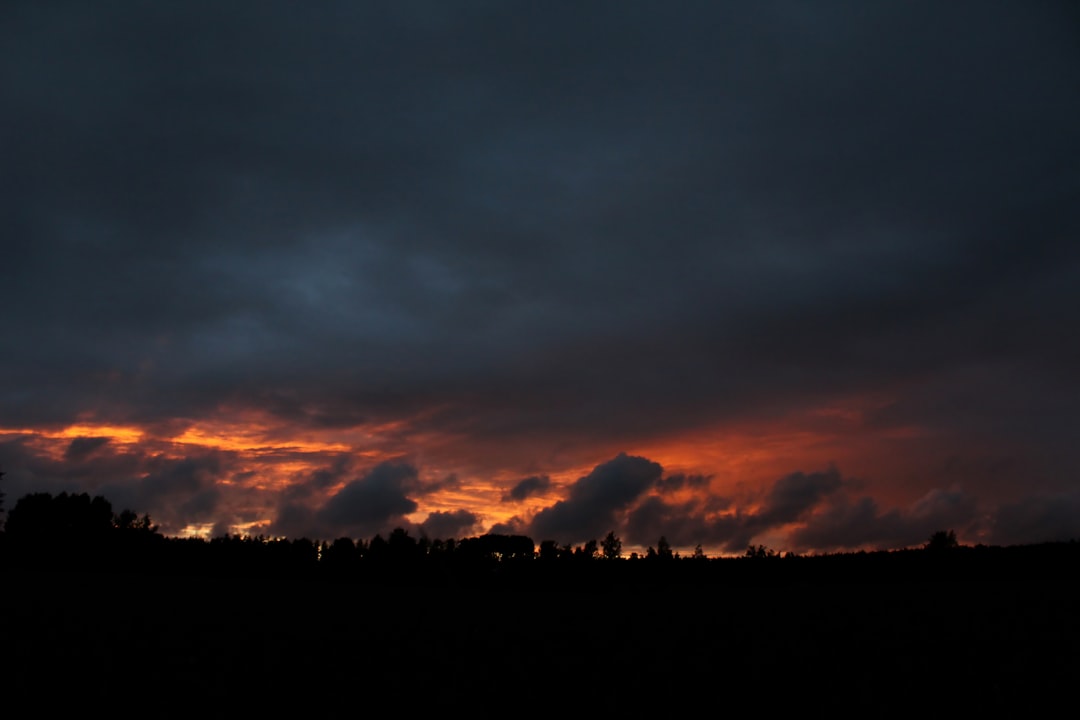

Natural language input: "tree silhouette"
[577,538,598,560]
[601,531,622,560]
[538,539,560,561]
[366,533,390,562]
[5,492,115,538]
[458,533,536,562]
[114,508,158,533]
[321,537,359,570]
[388,527,419,562]
[745,544,777,558]
[656,536,674,561]
[925,529,959,552]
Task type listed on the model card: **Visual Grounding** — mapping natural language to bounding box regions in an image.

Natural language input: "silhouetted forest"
[2,491,1078,586]
[1,491,1076,714]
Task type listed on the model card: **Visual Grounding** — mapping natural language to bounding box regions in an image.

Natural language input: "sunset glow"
[2,1,1077,555]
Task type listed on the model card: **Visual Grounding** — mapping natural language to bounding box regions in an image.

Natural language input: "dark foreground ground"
[2,560,1076,716]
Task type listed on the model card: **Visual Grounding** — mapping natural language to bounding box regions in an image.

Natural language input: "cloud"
[270,502,320,541]
[625,496,724,550]
[990,492,1080,546]
[528,453,662,544]
[487,516,527,536]
[99,454,229,533]
[282,456,355,502]
[64,437,111,462]
[3,1,1075,450]
[622,468,846,552]
[788,486,979,553]
[419,509,480,540]
[313,461,420,539]
[655,473,711,494]
[0,3,1077,550]
[748,467,844,529]
[420,473,462,496]
[621,466,982,555]
[502,475,552,503]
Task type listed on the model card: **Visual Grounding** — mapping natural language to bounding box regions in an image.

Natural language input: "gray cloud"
[990,492,1080,546]
[99,454,229,533]
[2,1,1075,440]
[748,468,845,530]
[487,516,527,536]
[655,473,711,494]
[419,509,480,540]
[788,486,979,553]
[64,437,111,462]
[313,461,420,539]
[0,435,239,534]
[502,475,552,503]
[528,453,662,544]
[624,496,740,551]
[624,467,981,554]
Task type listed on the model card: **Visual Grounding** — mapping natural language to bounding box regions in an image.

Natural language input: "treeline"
[2,491,1078,586]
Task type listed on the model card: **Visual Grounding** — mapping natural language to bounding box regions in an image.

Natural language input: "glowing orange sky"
[0,388,966,553]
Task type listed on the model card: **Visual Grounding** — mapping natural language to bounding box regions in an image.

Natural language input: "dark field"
[3,561,1076,716]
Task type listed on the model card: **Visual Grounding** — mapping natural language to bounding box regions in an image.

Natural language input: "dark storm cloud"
[3,2,1079,548]
[622,466,979,554]
[502,475,552,503]
[0,433,242,534]
[788,486,979,553]
[274,460,459,541]
[420,509,480,540]
[487,517,527,536]
[748,468,845,529]
[99,453,229,532]
[421,473,461,496]
[656,473,711,494]
[64,437,111,462]
[528,453,661,544]
[1,435,137,499]
[313,460,420,538]
[282,455,355,502]
[624,496,742,551]
[990,492,1080,546]
[2,0,1076,443]
[269,502,320,542]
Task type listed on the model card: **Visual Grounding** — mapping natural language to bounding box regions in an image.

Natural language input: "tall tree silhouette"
[601,531,622,560]
[538,539,560,562]
[656,536,674,561]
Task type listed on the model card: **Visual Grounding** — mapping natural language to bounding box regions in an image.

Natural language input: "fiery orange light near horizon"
[0,388,947,554]
[0,424,147,444]
[2,419,381,456]
[171,426,354,455]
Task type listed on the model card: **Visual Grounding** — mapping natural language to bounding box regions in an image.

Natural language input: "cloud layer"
[1,1,1078,552]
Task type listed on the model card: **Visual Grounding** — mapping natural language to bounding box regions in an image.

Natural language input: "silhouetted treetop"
[656,536,674,561]
[5,492,116,537]
[925,529,959,552]
[601,531,622,560]
[458,533,535,561]
[4,491,160,540]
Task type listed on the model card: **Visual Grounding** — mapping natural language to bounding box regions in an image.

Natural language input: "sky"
[2,1,1079,555]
